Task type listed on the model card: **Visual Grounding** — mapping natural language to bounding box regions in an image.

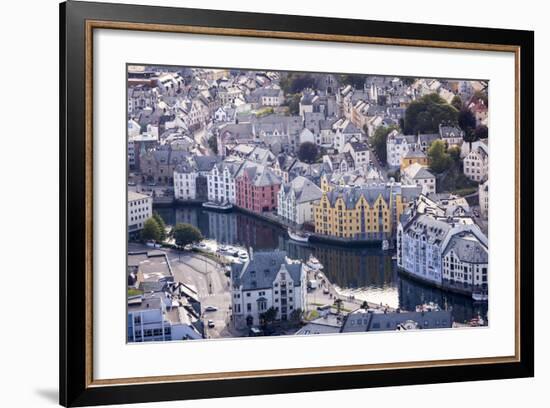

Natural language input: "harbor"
[156,204,488,324]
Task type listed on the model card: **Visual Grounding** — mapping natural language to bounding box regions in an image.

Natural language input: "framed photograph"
[60,1,534,406]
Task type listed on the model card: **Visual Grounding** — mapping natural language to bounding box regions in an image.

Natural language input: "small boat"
[202,201,233,212]
[472,291,488,302]
[288,229,310,243]
[306,255,323,270]
[381,240,390,250]
[391,254,398,261]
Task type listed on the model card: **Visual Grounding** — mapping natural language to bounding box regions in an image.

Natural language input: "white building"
[386,131,418,167]
[333,119,362,152]
[231,251,307,328]
[401,163,436,195]
[397,199,488,288]
[127,292,203,342]
[206,159,243,204]
[173,162,198,201]
[342,141,370,169]
[277,176,323,226]
[479,179,489,219]
[442,232,488,288]
[463,143,489,182]
[128,191,152,235]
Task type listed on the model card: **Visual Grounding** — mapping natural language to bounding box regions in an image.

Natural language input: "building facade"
[401,163,436,195]
[313,183,421,240]
[277,176,323,226]
[235,161,282,213]
[463,143,489,182]
[230,251,307,328]
[206,159,243,204]
[128,191,153,235]
[396,199,488,290]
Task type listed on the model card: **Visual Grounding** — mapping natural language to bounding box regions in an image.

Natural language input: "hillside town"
[126,65,489,342]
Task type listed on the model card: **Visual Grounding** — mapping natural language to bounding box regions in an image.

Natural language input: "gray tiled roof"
[443,233,488,264]
[232,251,303,290]
[342,309,453,332]
[281,176,323,204]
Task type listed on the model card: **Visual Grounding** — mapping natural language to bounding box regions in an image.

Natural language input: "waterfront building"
[128,191,152,236]
[401,163,436,195]
[235,161,282,213]
[313,183,422,240]
[140,146,190,184]
[464,142,489,182]
[277,176,323,226]
[206,158,243,204]
[479,179,489,219]
[396,197,488,289]
[442,232,488,288]
[230,250,307,327]
[173,161,198,201]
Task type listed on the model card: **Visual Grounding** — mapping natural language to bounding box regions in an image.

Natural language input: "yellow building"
[313,184,421,240]
[400,149,429,171]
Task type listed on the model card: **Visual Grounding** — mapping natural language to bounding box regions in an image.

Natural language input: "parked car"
[248,327,263,337]
[204,306,218,312]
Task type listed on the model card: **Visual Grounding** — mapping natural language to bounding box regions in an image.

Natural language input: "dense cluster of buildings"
[126,66,490,322]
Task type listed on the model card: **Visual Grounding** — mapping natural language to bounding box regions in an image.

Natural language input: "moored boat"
[307,254,323,270]
[287,229,310,243]
[202,201,233,212]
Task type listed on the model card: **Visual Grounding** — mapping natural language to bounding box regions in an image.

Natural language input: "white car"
[207,319,215,328]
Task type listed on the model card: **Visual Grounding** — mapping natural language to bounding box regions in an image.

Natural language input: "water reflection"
[156,205,488,322]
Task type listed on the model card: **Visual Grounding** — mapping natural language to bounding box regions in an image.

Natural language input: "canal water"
[156,205,488,324]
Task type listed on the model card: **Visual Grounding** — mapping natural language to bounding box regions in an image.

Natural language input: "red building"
[236,162,281,213]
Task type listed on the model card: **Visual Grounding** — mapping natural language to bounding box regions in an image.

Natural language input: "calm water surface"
[156,205,488,323]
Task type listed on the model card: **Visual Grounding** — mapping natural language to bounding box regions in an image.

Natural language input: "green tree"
[172,223,203,247]
[451,95,463,111]
[285,93,301,115]
[297,141,319,163]
[152,212,167,242]
[371,125,398,165]
[404,93,459,134]
[339,74,365,89]
[333,298,343,315]
[448,146,461,165]
[428,140,452,174]
[475,125,488,140]
[458,108,478,148]
[280,73,316,94]
[290,308,303,323]
[207,136,218,154]
[260,307,278,326]
[141,218,162,242]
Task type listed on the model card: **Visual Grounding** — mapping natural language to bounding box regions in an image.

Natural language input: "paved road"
[128,243,236,338]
